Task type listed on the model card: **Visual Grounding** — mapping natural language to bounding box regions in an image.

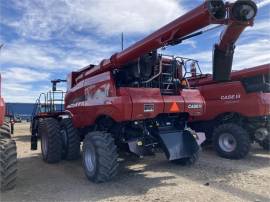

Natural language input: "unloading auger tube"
[72,0,257,85]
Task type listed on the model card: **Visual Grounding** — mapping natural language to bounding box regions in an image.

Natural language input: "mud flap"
[127,139,145,156]
[31,135,38,150]
[159,130,201,161]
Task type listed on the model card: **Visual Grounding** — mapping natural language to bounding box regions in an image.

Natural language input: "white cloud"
[3,83,32,92]
[0,40,114,70]
[182,40,197,48]
[1,67,51,102]
[73,0,185,35]
[0,43,57,69]
[2,67,50,83]
[166,38,270,73]
[2,83,52,103]
[233,39,270,69]
[257,0,270,8]
[8,0,185,39]
[245,20,270,35]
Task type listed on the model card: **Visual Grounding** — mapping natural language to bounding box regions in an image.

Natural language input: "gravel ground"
[1,123,270,202]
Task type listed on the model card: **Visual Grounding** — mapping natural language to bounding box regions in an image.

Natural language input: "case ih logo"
[188,104,202,109]
[220,94,241,100]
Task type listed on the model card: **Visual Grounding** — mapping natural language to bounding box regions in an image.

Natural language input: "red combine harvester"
[31,0,257,182]
[0,74,17,191]
[188,63,270,159]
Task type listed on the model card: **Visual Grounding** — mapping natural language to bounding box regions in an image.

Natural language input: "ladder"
[159,59,177,95]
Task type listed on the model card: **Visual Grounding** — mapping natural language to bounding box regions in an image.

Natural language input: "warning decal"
[170,102,180,112]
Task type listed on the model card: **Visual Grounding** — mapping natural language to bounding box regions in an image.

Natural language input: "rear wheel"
[82,131,119,183]
[1,124,10,134]
[3,122,10,128]
[0,138,17,191]
[0,127,11,139]
[38,118,62,163]
[60,119,80,160]
[213,123,250,159]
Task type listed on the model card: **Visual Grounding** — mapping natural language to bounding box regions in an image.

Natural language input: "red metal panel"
[230,64,270,80]
[163,95,184,114]
[181,89,205,116]
[68,72,133,128]
[82,95,132,126]
[217,22,247,51]
[193,81,269,121]
[0,97,4,126]
[126,88,164,120]
[189,64,270,86]
[261,93,270,115]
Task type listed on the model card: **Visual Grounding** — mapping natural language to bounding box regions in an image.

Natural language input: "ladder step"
[47,99,64,102]
[161,89,175,95]
[161,73,172,75]
[163,82,174,85]
[162,63,172,66]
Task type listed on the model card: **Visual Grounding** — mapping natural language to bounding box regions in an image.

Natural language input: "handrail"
[31,90,66,119]
[142,58,165,84]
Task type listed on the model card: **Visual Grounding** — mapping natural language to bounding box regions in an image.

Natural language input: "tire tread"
[213,123,250,159]
[0,138,17,191]
[83,131,118,183]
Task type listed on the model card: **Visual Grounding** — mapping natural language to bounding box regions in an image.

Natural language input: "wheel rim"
[84,144,96,174]
[219,133,237,152]
[41,133,48,157]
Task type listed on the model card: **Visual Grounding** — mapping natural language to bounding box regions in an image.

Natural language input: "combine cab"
[31,0,257,182]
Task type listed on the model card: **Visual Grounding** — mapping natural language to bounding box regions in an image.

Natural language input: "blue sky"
[0,0,269,103]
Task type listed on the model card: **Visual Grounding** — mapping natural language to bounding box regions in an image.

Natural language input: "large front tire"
[38,118,62,163]
[0,138,17,191]
[213,123,250,159]
[82,131,119,183]
[60,119,80,160]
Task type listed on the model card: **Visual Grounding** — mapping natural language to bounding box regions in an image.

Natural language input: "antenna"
[0,44,3,57]
[121,32,124,51]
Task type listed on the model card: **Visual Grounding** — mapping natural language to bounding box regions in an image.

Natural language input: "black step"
[161,73,172,75]
[161,89,175,95]
[163,82,174,85]
[162,63,172,66]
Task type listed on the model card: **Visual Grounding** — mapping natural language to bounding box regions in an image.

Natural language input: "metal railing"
[32,90,65,119]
